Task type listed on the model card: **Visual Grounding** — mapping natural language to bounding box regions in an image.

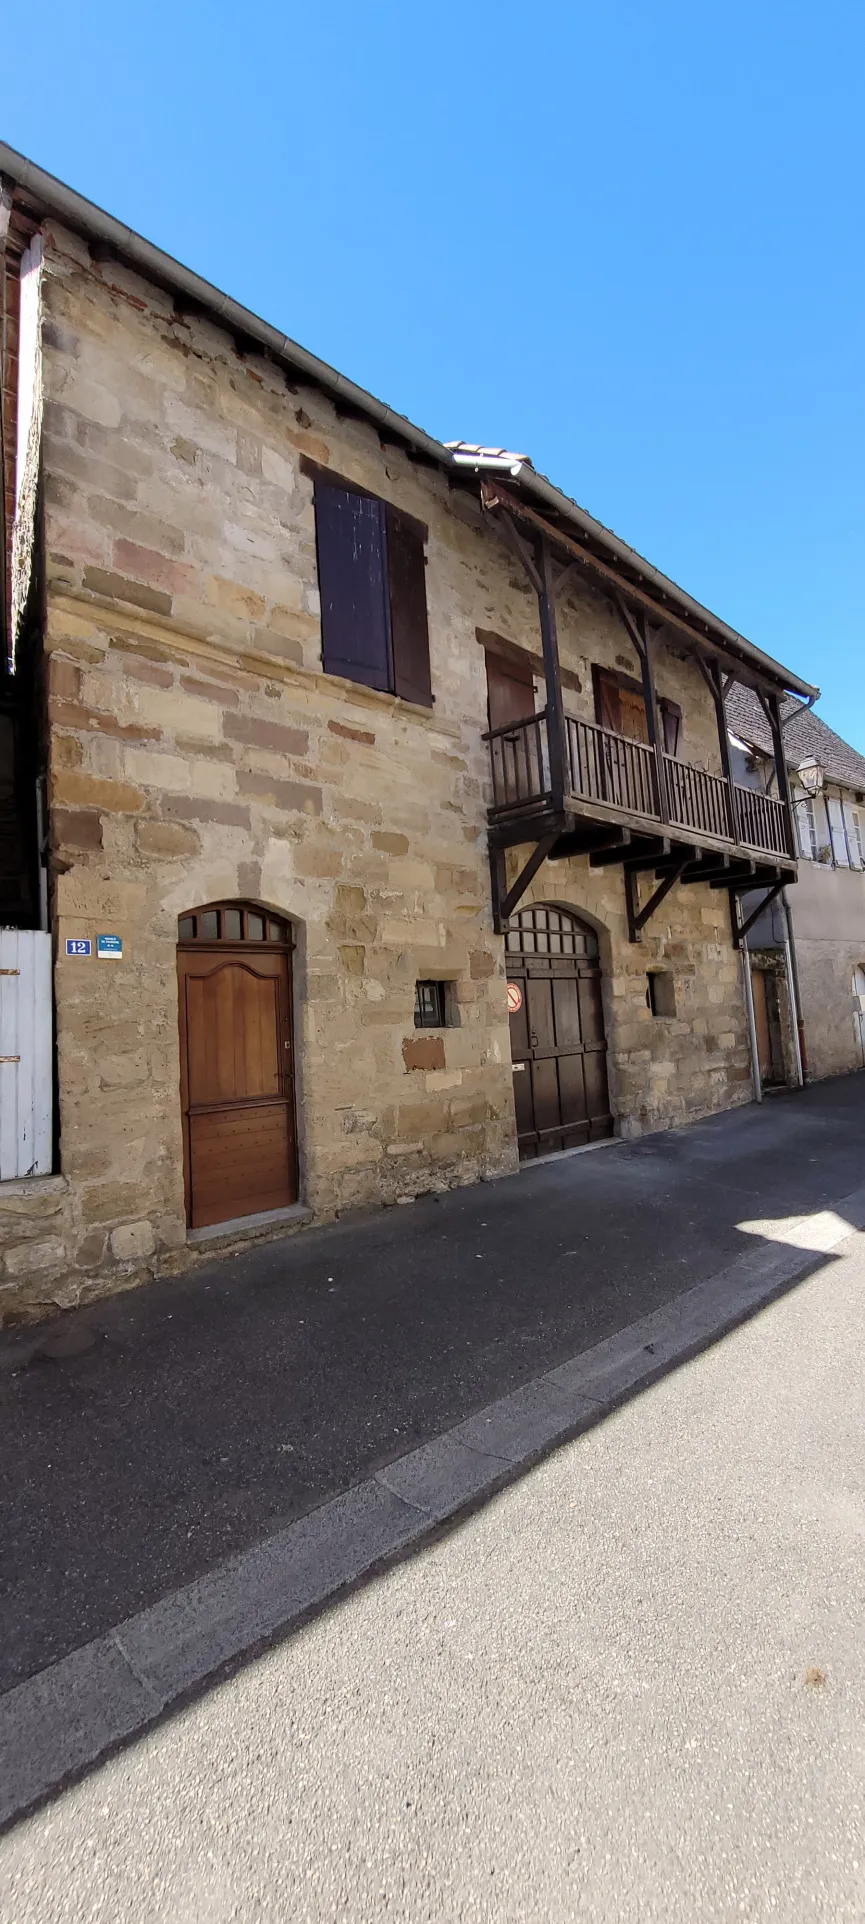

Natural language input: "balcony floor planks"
[488,793,796,880]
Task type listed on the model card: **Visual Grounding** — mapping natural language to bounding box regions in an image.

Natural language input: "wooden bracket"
[612,591,646,662]
[497,511,544,597]
[490,833,558,934]
[729,880,785,948]
[625,855,689,943]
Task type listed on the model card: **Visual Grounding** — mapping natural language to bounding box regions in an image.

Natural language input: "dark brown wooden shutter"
[385,507,432,708]
[314,482,392,692]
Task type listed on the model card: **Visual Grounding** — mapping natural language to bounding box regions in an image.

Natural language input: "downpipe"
[781,890,805,1085]
[740,946,763,1104]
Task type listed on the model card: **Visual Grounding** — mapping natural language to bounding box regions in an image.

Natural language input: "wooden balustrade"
[565,716,657,818]
[732,782,789,856]
[663,755,733,841]
[486,709,549,812]
[485,708,793,861]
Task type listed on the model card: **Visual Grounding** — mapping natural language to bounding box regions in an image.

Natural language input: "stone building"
[727,686,865,1084]
[0,145,815,1323]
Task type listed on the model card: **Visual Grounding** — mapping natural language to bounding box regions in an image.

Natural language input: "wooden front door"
[505,905,613,1159]
[177,904,297,1229]
[751,966,784,1087]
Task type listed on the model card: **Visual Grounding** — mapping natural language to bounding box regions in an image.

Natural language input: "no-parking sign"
[507,982,523,1014]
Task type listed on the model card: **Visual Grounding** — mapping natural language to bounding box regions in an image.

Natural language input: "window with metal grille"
[414,980,448,1028]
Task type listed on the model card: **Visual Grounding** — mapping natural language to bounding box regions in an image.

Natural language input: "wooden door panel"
[189,1105,292,1227]
[525,976,555,1052]
[619,685,649,743]
[507,917,612,1159]
[511,1061,535,1153]
[557,1052,589,1131]
[577,971,606,1047]
[751,969,772,1084]
[582,1050,611,1132]
[486,653,534,732]
[551,975,582,1050]
[530,1058,561,1143]
[178,942,296,1229]
[184,965,283,1105]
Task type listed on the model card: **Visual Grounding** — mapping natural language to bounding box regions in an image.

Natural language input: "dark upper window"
[313,475,432,707]
[660,700,682,757]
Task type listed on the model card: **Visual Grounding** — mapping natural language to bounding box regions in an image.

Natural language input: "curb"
[2,1190,864,1829]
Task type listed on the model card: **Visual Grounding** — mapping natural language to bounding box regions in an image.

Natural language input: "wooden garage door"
[505,904,613,1159]
[177,904,298,1229]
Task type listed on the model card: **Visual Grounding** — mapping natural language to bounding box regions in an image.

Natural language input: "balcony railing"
[733,781,789,857]
[664,755,733,842]
[565,715,657,819]
[486,709,792,861]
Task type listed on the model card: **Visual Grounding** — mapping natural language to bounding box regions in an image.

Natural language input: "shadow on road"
[1,1076,863,1703]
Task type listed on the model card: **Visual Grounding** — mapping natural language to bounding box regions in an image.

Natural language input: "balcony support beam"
[765,691,797,857]
[590,837,671,871]
[491,507,567,812]
[729,881,786,947]
[694,654,739,840]
[479,475,814,705]
[624,854,690,943]
[490,832,558,934]
[611,596,670,825]
[547,826,633,862]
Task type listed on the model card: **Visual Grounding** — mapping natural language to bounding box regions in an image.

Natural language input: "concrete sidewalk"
[0,1078,863,1821]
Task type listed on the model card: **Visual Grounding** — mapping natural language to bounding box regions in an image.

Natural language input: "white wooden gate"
[0,929,53,1179]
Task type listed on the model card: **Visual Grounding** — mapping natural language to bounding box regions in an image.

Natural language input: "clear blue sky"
[5,1,863,744]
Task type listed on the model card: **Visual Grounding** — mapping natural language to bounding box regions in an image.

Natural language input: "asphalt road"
[2,1225,863,1919]
[3,1076,865,1695]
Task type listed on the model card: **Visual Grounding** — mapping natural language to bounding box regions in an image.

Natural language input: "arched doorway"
[177,903,298,1229]
[505,904,613,1159]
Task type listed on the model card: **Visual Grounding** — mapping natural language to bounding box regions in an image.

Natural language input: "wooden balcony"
[486,708,793,862]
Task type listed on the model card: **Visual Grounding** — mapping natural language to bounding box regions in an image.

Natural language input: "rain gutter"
[0,140,818,702]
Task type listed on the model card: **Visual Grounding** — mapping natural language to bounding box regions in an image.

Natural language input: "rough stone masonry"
[0,219,752,1322]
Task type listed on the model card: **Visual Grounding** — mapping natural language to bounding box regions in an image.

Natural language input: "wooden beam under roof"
[479,477,794,698]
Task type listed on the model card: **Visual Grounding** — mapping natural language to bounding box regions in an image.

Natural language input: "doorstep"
[187,1202,313,1249]
[524,1137,623,1171]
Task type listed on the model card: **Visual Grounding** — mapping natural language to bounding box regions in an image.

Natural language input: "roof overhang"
[0,140,818,703]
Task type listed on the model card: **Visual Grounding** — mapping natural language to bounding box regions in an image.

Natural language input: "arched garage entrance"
[505,904,613,1160]
[177,903,298,1229]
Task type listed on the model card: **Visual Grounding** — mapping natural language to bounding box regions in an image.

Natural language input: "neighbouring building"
[727,686,865,1085]
[0,145,816,1323]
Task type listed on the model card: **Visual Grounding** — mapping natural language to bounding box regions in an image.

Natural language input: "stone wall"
[796,937,865,1080]
[0,218,755,1324]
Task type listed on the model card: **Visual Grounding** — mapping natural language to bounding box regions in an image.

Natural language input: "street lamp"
[797,758,824,796]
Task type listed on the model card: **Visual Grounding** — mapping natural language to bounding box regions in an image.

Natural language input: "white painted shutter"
[0,929,53,1178]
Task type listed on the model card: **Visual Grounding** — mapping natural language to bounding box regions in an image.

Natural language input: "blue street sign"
[65,938,92,957]
[97,933,123,960]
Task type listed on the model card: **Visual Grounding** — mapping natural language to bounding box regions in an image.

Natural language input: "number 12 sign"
[65,938,92,957]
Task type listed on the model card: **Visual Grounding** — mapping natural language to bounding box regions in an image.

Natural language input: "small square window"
[647,971,676,1018]
[414,980,448,1029]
